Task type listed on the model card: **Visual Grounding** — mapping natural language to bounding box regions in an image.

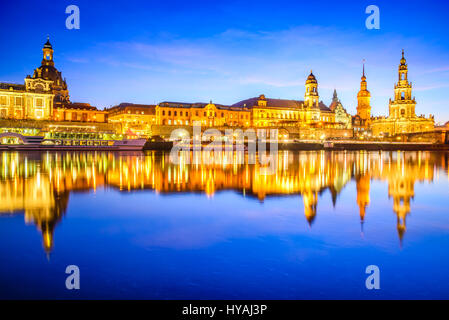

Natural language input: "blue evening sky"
[1,0,449,122]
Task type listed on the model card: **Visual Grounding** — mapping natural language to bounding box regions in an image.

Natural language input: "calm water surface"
[0,150,448,299]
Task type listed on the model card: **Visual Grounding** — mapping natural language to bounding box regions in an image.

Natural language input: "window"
[168,111,171,116]
[174,111,177,116]
[15,97,23,106]
[0,96,7,106]
[35,98,44,107]
[180,111,183,116]
[162,110,165,116]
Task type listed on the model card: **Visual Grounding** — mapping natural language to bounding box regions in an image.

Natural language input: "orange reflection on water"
[0,150,447,253]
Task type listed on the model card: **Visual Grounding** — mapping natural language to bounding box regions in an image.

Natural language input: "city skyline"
[1,1,449,123]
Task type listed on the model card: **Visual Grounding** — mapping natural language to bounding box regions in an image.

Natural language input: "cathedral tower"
[389,50,416,120]
[357,63,371,120]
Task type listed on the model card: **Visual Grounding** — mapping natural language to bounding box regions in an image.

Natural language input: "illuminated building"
[26,37,70,107]
[352,64,372,137]
[0,38,60,120]
[232,73,337,128]
[356,64,371,122]
[107,103,157,136]
[330,90,352,129]
[53,102,107,123]
[156,101,251,127]
[0,82,54,120]
[1,39,441,140]
[371,51,435,137]
[1,38,106,124]
[153,73,351,131]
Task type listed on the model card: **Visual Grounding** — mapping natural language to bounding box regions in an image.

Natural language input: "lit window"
[35,98,44,107]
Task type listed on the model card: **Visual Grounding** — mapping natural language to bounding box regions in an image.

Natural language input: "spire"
[361,60,366,81]
[332,89,338,102]
[400,49,407,66]
[43,35,53,49]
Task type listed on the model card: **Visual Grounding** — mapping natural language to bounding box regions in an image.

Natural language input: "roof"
[108,103,157,115]
[158,101,240,111]
[0,82,26,91]
[232,96,331,112]
[306,71,317,83]
[44,37,53,49]
[58,102,99,111]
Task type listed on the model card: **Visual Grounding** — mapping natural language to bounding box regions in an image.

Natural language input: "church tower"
[371,50,434,136]
[42,36,55,67]
[389,50,416,120]
[357,63,371,120]
[304,71,319,108]
[304,71,320,123]
[25,37,70,107]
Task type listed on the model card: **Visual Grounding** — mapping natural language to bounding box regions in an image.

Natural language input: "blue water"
[0,151,448,299]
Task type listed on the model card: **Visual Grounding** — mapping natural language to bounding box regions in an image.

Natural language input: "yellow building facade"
[1,38,107,125]
[53,102,108,123]
[0,82,54,120]
[154,73,348,130]
[371,51,434,137]
[108,103,157,136]
[156,101,251,127]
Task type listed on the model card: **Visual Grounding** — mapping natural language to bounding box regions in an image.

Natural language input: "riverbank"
[143,141,449,151]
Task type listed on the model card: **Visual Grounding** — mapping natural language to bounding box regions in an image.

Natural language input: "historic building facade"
[108,103,157,136]
[156,101,251,127]
[1,38,107,124]
[329,90,352,129]
[153,72,351,131]
[0,82,54,120]
[371,51,434,137]
[1,39,440,141]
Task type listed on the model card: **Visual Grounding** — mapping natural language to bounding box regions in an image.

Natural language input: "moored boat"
[0,127,147,151]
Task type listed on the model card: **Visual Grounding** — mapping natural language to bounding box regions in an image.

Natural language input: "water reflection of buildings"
[0,151,446,253]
